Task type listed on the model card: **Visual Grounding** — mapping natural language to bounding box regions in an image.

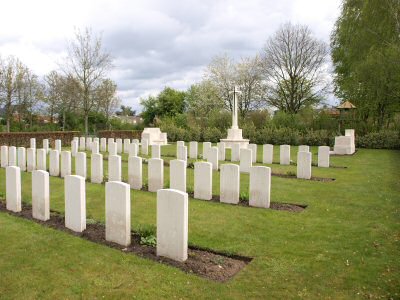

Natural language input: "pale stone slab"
[240,148,252,173]
[334,136,352,155]
[108,155,121,182]
[55,139,62,152]
[141,139,149,155]
[142,127,168,145]
[71,140,78,157]
[177,141,185,148]
[43,139,49,153]
[27,148,35,172]
[157,189,188,262]
[217,142,226,161]
[36,149,47,171]
[8,146,16,166]
[105,181,131,246]
[128,156,142,190]
[30,138,36,149]
[61,151,72,178]
[170,159,186,192]
[194,162,212,200]
[75,152,87,179]
[108,141,117,156]
[116,138,123,154]
[93,137,99,145]
[32,170,50,221]
[1,146,8,168]
[152,144,161,159]
[280,145,291,165]
[298,145,309,153]
[91,153,103,184]
[231,143,240,162]
[177,146,187,162]
[132,139,139,145]
[203,142,211,160]
[207,147,219,170]
[79,137,86,151]
[108,138,114,148]
[17,147,26,171]
[249,166,271,208]
[318,146,330,168]
[123,139,131,154]
[148,158,164,192]
[128,143,138,157]
[65,175,86,232]
[49,150,60,177]
[100,138,107,152]
[263,144,273,164]
[189,141,198,159]
[6,166,21,212]
[92,141,99,154]
[86,137,93,150]
[248,144,257,163]
[220,164,240,204]
[297,151,312,179]
[345,129,355,154]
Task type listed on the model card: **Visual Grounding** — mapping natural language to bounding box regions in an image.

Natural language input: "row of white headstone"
[71,137,142,156]
[4,165,188,262]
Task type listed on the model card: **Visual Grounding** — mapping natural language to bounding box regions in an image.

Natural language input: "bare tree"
[261,23,328,113]
[205,54,266,117]
[96,78,120,129]
[63,27,112,135]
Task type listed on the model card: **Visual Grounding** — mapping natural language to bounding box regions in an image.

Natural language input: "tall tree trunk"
[6,118,10,133]
[62,110,66,131]
[85,114,89,137]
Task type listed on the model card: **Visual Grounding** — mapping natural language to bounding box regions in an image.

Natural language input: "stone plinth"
[220,128,249,149]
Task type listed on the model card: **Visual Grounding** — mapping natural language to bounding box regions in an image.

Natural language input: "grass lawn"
[0,144,399,299]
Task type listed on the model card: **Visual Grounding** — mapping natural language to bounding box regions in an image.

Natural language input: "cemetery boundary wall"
[0,131,79,147]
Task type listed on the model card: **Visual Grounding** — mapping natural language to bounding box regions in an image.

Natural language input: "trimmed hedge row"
[0,131,80,148]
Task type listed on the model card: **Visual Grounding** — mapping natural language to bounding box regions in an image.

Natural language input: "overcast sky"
[0,0,342,111]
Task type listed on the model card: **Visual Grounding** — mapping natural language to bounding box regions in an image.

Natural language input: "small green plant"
[186,186,194,194]
[136,224,157,247]
[240,191,249,201]
[286,171,296,176]
[140,235,156,247]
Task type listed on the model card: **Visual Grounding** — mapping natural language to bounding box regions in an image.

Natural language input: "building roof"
[337,101,356,109]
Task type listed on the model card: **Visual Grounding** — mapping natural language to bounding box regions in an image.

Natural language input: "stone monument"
[220,86,249,148]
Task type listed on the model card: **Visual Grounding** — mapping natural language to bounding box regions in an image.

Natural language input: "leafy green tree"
[331,0,400,129]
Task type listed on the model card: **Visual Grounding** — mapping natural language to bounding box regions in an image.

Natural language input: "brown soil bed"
[271,173,335,182]
[0,201,251,282]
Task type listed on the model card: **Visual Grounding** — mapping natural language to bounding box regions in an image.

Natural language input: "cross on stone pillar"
[229,86,241,129]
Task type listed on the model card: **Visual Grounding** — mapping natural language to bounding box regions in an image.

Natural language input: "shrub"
[202,127,222,143]
[357,131,400,149]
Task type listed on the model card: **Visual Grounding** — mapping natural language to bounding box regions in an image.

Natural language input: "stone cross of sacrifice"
[229,86,241,129]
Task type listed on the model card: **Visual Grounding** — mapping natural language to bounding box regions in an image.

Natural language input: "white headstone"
[128,156,142,190]
[207,146,219,170]
[194,162,212,200]
[249,166,271,208]
[43,139,49,154]
[334,136,353,155]
[217,142,226,161]
[116,138,123,154]
[220,164,240,204]
[280,145,290,165]
[27,148,35,172]
[91,140,99,154]
[71,140,78,157]
[17,147,26,171]
[79,137,86,151]
[148,158,164,192]
[152,144,161,159]
[91,153,103,184]
[128,143,138,157]
[157,189,188,262]
[49,150,60,177]
[86,137,93,150]
[30,138,36,149]
[108,141,117,156]
[55,139,62,152]
[141,139,149,155]
[108,155,121,182]
[170,159,186,192]
[240,148,252,173]
[65,175,86,232]
[318,146,330,168]
[123,138,131,154]
[75,152,87,179]
[231,143,241,162]
[1,146,8,168]
[248,144,257,163]
[8,146,16,166]
[177,141,185,148]
[177,145,187,162]
[297,151,312,179]
[203,142,211,160]
[60,150,72,178]
[32,170,50,221]
[107,138,115,150]
[100,138,107,152]
[6,166,21,212]
[299,145,309,153]
[105,181,131,246]
[345,129,355,153]
[262,144,273,164]
[36,149,47,171]
[189,141,198,159]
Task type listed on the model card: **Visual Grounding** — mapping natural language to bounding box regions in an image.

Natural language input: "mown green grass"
[0,144,399,299]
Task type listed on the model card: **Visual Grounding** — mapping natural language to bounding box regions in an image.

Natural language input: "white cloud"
[0,0,341,111]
